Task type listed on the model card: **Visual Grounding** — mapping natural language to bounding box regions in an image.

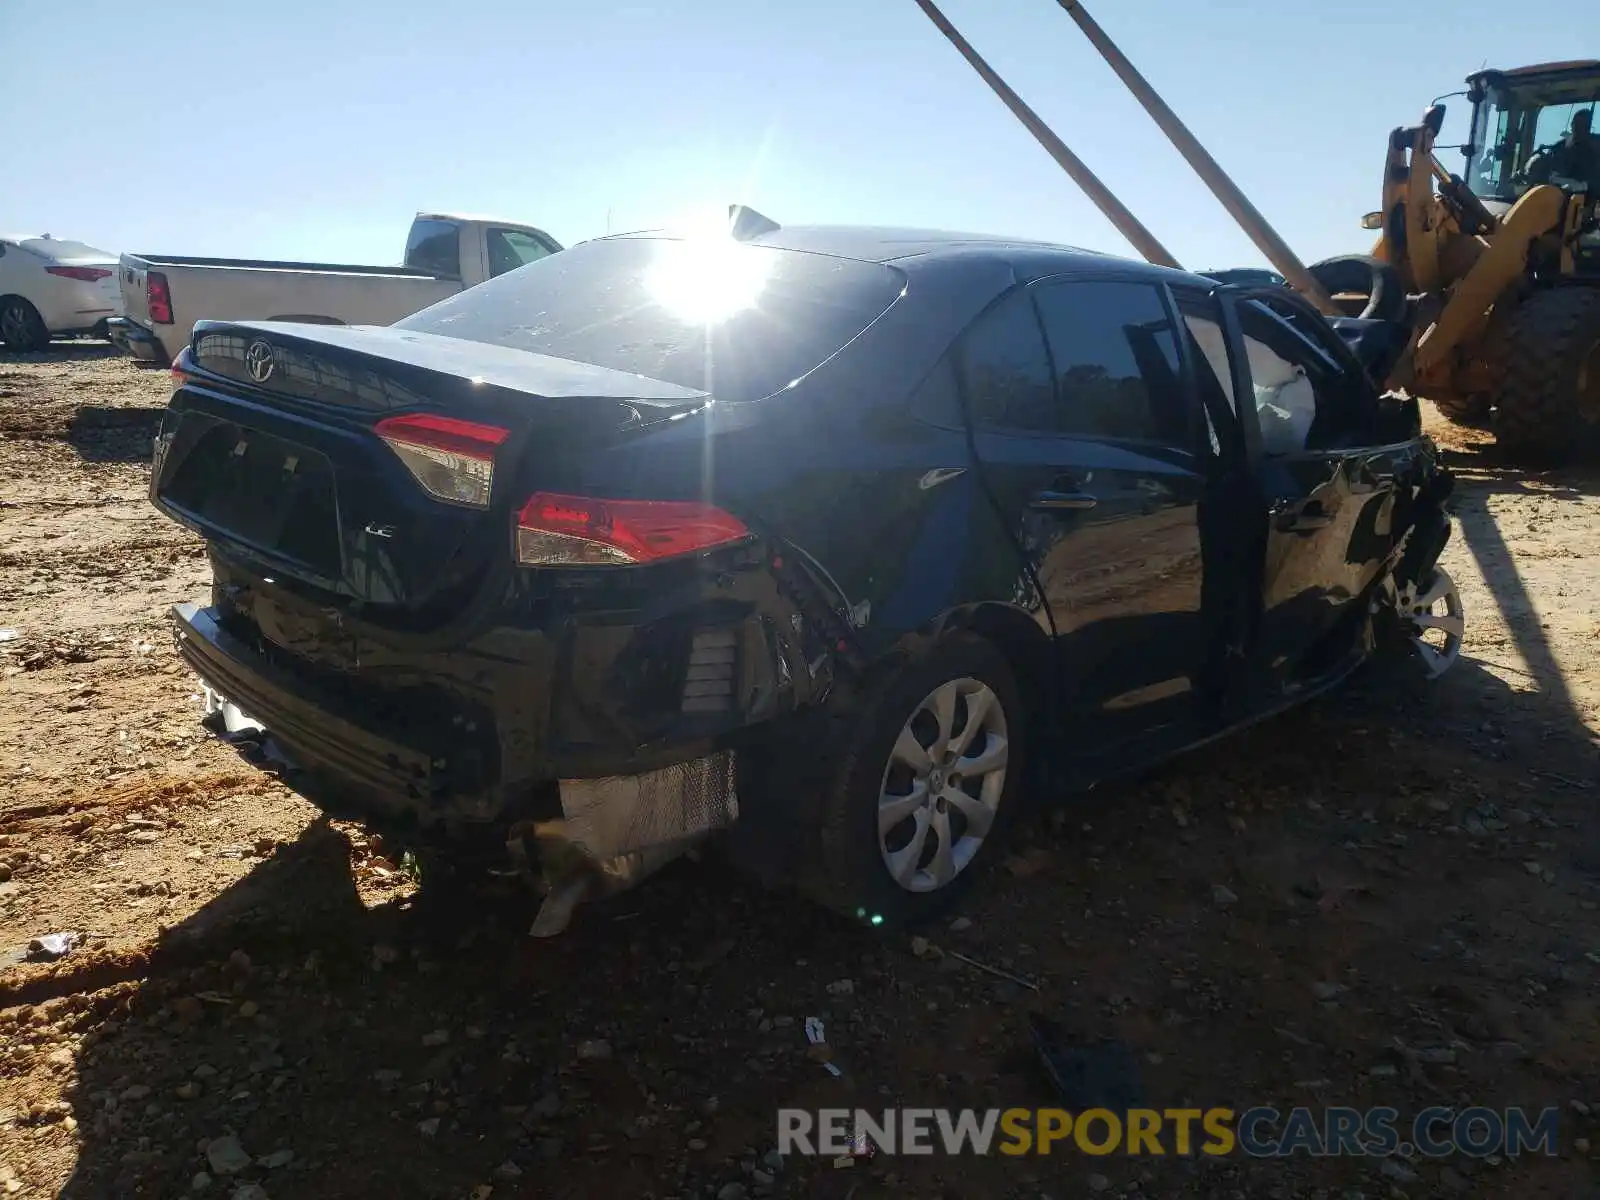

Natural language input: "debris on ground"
[204,1135,251,1176]
[24,931,85,961]
[1028,1014,1146,1110]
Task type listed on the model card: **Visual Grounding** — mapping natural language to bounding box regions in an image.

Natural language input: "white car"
[0,235,123,352]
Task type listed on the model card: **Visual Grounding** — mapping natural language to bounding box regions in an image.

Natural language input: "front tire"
[0,298,49,352]
[811,633,1026,929]
[1430,393,1492,426]
[1492,286,1600,460]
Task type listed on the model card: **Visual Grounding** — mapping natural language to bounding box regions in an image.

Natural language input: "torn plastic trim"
[202,686,265,736]
[523,750,740,936]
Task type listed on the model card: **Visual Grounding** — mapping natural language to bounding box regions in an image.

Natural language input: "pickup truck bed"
[130,255,446,275]
[108,212,562,365]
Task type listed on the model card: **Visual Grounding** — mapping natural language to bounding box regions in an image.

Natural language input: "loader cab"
[1464,62,1600,202]
[1465,62,1600,276]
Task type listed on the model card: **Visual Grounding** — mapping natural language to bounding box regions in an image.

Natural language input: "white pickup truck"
[107,212,561,365]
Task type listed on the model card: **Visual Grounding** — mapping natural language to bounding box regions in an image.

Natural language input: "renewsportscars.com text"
[777,1106,1560,1158]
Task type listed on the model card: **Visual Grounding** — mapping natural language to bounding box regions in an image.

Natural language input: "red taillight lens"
[375,413,509,509]
[46,265,114,282]
[515,492,751,567]
[147,271,174,324]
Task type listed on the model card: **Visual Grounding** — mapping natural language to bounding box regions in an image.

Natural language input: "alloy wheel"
[1398,568,1465,679]
[877,677,1009,893]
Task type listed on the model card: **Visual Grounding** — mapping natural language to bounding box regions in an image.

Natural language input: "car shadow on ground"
[41,809,902,1198]
[33,632,1599,1198]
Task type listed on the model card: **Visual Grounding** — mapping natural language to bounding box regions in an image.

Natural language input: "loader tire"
[1307,255,1405,322]
[1430,393,1492,426]
[1492,286,1600,461]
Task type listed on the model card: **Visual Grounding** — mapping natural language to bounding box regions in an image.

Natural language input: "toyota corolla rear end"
[149,233,908,914]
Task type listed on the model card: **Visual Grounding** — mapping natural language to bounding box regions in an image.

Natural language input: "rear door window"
[404,220,463,279]
[1171,289,1241,459]
[1031,279,1191,446]
[398,236,906,403]
[485,228,556,278]
[951,289,1057,432]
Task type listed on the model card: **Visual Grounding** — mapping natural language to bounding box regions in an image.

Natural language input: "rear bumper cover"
[106,317,168,363]
[174,602,447,807]
[170,597,764,866]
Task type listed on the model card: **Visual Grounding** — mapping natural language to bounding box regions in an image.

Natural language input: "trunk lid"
[152,320,708,622]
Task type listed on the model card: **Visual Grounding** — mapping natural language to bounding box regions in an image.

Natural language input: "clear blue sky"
[0,0,1575,270]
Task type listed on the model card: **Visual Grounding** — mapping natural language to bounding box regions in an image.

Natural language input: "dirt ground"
[2,345,1598,1199]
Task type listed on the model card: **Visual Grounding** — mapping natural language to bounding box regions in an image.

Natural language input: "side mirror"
[1361,212,1384,230]
[1424,104,1447,137]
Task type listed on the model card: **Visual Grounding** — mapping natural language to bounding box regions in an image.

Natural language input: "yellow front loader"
[916,1,1600,460]
[1367,61,1600,456]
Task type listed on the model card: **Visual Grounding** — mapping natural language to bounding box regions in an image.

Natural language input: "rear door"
[1219,288,1417,694]
[958,276,1211,753]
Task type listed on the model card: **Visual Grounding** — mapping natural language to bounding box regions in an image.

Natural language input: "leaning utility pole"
[911,0,1182,270]
[1051,0,1337,313]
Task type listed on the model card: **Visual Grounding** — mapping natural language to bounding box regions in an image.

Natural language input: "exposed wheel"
[1307,254,1406,322]
[1373,566,1464,679]
[1492,286,1600,460]
[812,633,1025,929]
[1430,393,1492,426]
[0,297,49,352]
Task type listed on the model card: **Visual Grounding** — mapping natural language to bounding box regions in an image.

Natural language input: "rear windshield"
[404,219,462,278]
[18,238,111,262]
[396,235,906,403]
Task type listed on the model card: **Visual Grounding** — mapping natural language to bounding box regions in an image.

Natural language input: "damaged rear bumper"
[171,601,744,913]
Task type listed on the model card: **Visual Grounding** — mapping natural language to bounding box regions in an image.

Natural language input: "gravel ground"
[2,344,1598,1199]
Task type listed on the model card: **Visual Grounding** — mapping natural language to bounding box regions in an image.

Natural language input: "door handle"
[1030,489,1098,511]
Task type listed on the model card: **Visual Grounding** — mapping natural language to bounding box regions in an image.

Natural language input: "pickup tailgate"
[151,320,709,619]
[118,255,154,330]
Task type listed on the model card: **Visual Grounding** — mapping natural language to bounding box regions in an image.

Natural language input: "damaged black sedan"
[150,221,1460,932]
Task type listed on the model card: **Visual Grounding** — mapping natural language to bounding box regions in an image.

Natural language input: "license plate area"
[162,419,342,577]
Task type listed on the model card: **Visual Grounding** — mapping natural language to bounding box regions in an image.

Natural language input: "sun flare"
[645,232,771,325]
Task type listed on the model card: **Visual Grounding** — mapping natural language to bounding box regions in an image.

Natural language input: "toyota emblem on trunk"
[244,340,276,383]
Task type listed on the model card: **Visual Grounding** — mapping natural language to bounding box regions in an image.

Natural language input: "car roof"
[605,223,1208,287]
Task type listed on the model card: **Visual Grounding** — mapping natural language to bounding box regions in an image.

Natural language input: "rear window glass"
[404,220,462,278]
[18,238,110,261]
[396,236,907,403]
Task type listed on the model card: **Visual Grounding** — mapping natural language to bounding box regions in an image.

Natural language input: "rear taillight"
[147,272,174,324]
[515,492,751,567]
[46,265,114,282]
[375,413,509,509]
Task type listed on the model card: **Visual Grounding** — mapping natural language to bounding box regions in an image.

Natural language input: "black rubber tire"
[1492,286,1600,460]
[1307,255,1406,322]
[808,632,1027,931]
[1430,393,1492,426]
[0,297,49,353]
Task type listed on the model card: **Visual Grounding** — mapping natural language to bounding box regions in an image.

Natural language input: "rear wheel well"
[937,603,1056,727]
